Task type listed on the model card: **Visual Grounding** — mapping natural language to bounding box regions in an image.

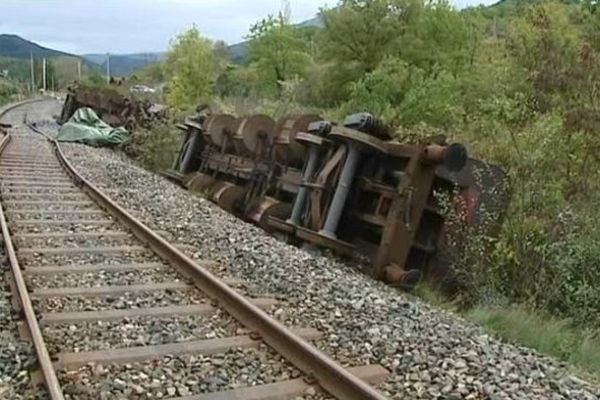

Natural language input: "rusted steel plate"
[40,298,277,324]
[55,328,322,369]
[170,365,389,400]
[31,282,191,298]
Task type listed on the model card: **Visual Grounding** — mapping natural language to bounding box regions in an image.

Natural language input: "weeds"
[467,306,600,380]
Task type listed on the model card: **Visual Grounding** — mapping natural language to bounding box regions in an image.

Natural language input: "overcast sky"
[0,0,497,55]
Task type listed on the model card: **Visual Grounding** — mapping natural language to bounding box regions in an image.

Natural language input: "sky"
[0,0,497,55]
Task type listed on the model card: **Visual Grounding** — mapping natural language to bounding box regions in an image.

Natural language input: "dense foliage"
[0,79,20,106]
[164,27,214,110]
[156,0,600,330]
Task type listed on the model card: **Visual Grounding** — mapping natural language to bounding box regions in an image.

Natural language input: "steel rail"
[0,99,66,400]
[24,115,389,399]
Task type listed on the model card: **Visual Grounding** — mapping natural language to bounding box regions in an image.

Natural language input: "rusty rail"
[21,101,390,399]
[0,99,66,400]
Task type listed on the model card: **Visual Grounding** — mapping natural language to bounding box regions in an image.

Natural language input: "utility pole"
[42,58,47,91]
[30,52,35,92]
[106,53,111,84]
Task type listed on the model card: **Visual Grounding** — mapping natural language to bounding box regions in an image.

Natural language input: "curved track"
[0,100,388,400]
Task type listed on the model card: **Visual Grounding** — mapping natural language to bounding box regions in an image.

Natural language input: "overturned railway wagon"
[164,112,509,290]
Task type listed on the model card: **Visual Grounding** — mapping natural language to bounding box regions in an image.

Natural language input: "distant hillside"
[0,34,99,88]
[0,34,76,59]
[296,15,324,29]
[487,0,581,15]
[228,14,324,64]
[82,53,165,76]
[0,13,324,76]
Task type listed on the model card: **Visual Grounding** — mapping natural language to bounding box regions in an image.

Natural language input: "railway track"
[0,100,389,399]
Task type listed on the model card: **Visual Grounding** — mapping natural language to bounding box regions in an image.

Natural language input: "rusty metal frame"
[23,108,388,399]
[372,144,438,280]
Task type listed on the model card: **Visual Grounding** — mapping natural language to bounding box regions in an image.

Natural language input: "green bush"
[122,123,181,172]
[468,306,600,379]
[0,80,18,106]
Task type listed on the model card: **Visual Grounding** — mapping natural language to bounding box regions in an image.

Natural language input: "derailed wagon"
[164,111,509,290]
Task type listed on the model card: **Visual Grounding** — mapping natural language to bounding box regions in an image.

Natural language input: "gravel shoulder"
[21,99,600,399]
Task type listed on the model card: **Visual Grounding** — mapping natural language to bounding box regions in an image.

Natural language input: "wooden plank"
[171,365,389,400]
[40,298,277,324]
[55,328,322,368]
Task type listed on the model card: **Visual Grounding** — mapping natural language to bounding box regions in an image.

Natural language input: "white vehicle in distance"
[130,85,156,93]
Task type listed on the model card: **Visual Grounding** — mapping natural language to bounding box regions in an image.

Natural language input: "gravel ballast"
[43,312,242,353]
[58,347,303,400]
[52,122,600,398]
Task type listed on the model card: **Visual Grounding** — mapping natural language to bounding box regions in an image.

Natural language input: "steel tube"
[179,129,203,174]
[320,144,361,238]
[287,145,320,225]
[172,130,192,170]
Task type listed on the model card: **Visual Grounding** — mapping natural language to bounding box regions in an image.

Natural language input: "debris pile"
[58,85,166,131]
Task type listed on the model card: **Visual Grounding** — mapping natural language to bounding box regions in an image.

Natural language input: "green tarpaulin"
[57,107,128,146]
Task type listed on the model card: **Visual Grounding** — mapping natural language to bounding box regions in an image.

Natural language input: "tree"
[506,1,582,112]
[402,1,471,75]
[316,0,471,105]
[247,13,311,95]
[164,26,214,110]
[319,0,423,72]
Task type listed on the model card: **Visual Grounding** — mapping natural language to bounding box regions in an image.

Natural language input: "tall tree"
[164,26,214,110]
[319,0,423,72]
[247,13,311,95]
